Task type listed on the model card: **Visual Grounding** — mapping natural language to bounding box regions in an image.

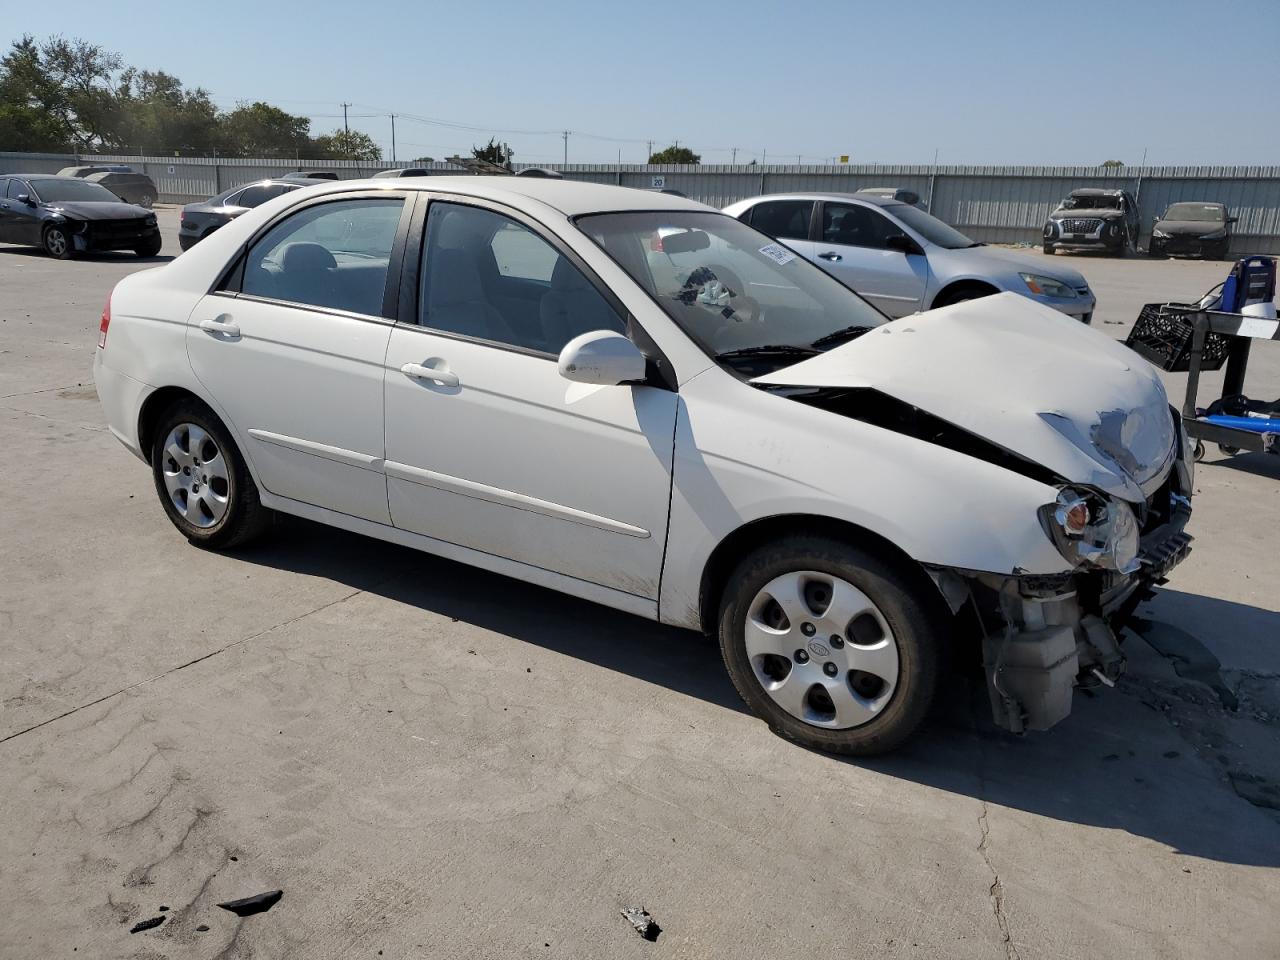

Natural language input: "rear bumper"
[92,352,152,462]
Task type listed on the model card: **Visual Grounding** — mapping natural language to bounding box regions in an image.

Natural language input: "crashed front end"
[939,421,1194,732]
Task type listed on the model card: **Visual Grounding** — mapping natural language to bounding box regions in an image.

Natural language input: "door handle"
[818,251,843,261]
[199,316,241,337]
[401,361,459,387]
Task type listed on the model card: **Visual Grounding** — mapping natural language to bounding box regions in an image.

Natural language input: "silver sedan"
[723,192,1096,322]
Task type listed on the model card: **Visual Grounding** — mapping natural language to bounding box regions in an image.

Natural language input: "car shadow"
[0,246,175,264]
[1200,449,1280,480]
[229,515,1280,868]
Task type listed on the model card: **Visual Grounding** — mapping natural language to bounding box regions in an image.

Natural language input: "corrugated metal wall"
[4,153,1278,254]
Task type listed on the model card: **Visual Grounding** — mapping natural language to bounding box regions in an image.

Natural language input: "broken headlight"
[1040,487,1141,574]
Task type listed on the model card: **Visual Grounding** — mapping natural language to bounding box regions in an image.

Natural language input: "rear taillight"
[98,291,111,349]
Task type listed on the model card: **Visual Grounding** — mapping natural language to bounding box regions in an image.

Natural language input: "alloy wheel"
[744,570,899,729]
[160,422,231,528]
[45,229,68,257]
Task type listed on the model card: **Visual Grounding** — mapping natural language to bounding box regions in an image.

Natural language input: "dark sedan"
[1149,201,1235,259]
[0,174,160,259]
[179,178,324,250]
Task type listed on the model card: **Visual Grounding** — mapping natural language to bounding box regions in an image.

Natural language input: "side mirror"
[885,233,921,256]
[558,330,647,386]
[16,193,34,206]
[1227,216,1238,224]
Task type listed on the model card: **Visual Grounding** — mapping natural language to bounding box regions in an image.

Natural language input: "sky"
[8,0,1280,166]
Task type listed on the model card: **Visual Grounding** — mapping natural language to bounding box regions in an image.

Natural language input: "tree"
[1100,159,1125,168]
[471,137,512,168]
[312,128,382,161]
[110,68,219,154]
[217,101,312,157]
[0,37,70,151]
[648,145,700,164]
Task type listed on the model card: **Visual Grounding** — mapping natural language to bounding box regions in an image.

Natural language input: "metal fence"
[5,151,1279,254]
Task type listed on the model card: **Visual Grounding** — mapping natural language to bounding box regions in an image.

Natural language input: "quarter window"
[821,203,898,250]
[237,183,290,208]
[418,202,625,354]
[747,200,814,241]
[241,197,405,318]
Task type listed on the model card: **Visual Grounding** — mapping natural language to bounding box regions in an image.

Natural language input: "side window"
[419,202,625,354]
[7,178,28,199]
[821,203,897,249]
[241,197,404,317]
[748,200,814,241]
[236,184,288,208]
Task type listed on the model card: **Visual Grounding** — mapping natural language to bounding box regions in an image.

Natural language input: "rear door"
[187,191,411,523]
[741,199,817,260]
[811,201,927,317]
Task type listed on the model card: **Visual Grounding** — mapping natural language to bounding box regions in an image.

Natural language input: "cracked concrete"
[2,214,1279,958]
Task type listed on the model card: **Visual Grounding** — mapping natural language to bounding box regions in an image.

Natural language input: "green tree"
[471,137,512,167]
[217,101,312,157]
[0,37,70,150]
[312,128,382,161]
[110,69,220,154]
[648,145,700,164]
[1100,159,1125,168]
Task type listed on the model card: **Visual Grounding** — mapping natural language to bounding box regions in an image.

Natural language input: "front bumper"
[72,223,161,253]
[1028,290,1096,323]
[1149,235,1228,258]
[1045,220,1126,251]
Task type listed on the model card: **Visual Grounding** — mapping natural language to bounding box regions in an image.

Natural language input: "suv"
[1043,188,1139,256]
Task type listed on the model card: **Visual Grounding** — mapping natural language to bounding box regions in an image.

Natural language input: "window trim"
[396,193,639,364]
[210,189,415,325]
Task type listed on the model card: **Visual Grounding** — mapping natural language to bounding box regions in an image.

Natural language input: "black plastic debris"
[217,890,283,917]
[129,916,165,934]
[195,924,210,932]
[620,907,661,942]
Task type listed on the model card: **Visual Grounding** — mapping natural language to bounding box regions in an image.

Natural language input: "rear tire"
[42,224,74,259]
[717,535,942,755]
[150,398,271,549]
[139,192,156,209]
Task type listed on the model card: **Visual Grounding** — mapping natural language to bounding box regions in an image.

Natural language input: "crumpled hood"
[44,200,152,220]
[753,292,1176,501]
[1154,219,1227,237]
[1049,207,1124,220]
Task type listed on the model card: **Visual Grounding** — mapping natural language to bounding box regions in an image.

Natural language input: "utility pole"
[341,102,350,133]
[646,140,653,162]
[562,130,570,165]
[762,148,767,165]
[390,114,397,162]
[731,147,738,164]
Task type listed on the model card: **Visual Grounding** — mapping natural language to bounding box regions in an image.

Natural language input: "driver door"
[812,202,928,317]
[382,199,678,600]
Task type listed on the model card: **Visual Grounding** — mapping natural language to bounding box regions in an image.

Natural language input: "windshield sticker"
[758,243,796,266]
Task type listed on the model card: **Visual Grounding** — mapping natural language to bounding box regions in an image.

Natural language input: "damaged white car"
[93,179,1194,754]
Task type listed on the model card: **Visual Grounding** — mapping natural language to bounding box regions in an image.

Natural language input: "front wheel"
[135,235,162,257]
[43,224,74,259]
[139,192,156,209]
[718,536,941,755]
[1042,243,1055,255]
[150,399,271,549]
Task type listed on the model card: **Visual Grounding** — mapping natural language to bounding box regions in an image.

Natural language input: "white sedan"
[94,178,1193,754]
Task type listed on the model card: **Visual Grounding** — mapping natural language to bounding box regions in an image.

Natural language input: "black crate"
[1124,303,1230,372]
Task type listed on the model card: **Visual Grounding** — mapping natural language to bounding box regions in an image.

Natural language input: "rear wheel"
[150,399,271,549]
[718,536,941,755]
[138,192,156,209]
[42,224,73,259]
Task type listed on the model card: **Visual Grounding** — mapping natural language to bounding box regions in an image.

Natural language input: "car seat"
[423,248,517,343]
[539,257,623,351]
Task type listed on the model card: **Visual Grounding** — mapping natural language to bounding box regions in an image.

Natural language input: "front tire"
[718,536,942,755]
[150,399,271,549]
[135,235,162,257]
[1042,243,1055,255]
[43,224,73,259]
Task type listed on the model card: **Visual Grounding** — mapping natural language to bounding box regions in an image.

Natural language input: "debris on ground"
[217,889,283,917]
[129,916,165,934]
[196,924,210,932]
[620,906,662,942]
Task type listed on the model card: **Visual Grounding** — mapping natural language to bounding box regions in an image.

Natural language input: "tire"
[42,224,73,259]
[150,398,271,549]
[717,535,942,755]
[933,284,996,309]
[139,192,156,209]
[135,235,162,257]
[1042,243,1055,255]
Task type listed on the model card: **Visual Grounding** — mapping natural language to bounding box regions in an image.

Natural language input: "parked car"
[0,173,160,258]
[723,192,1095,322]
[94,177,1191,755]
[373,168,433,178]
[280,170,339,181]
[179,179,325,250]
[855,186,922,207]
[56,165,158,207]
[1149,201,1235,260]
[1043,188,1139,256]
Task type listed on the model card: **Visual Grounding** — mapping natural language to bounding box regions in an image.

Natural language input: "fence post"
[214,161,221,193]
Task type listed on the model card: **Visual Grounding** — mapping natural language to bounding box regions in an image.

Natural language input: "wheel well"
[931,280,999,310]
[696,514,933,635]
[137,386,208,458]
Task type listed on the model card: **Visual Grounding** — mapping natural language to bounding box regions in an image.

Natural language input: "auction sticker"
[758,243,796,265]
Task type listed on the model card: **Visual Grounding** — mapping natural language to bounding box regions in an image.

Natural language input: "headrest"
[550,255,588,293]
[279,242,337,273]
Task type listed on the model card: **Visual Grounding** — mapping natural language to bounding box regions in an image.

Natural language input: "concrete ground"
[1,212,1278,959]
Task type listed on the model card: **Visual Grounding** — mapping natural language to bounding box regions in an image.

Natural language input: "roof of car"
[1068,188,1124,197]
[730,191,903,207]
[303,176,713,216]
[9,173,79,181]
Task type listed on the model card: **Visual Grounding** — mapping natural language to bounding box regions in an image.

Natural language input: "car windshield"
[1163,203,1225,222]
[30,179,120,203]
[886,203,979,249]
[1061,194,1121,210]
[577,211,887,373]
